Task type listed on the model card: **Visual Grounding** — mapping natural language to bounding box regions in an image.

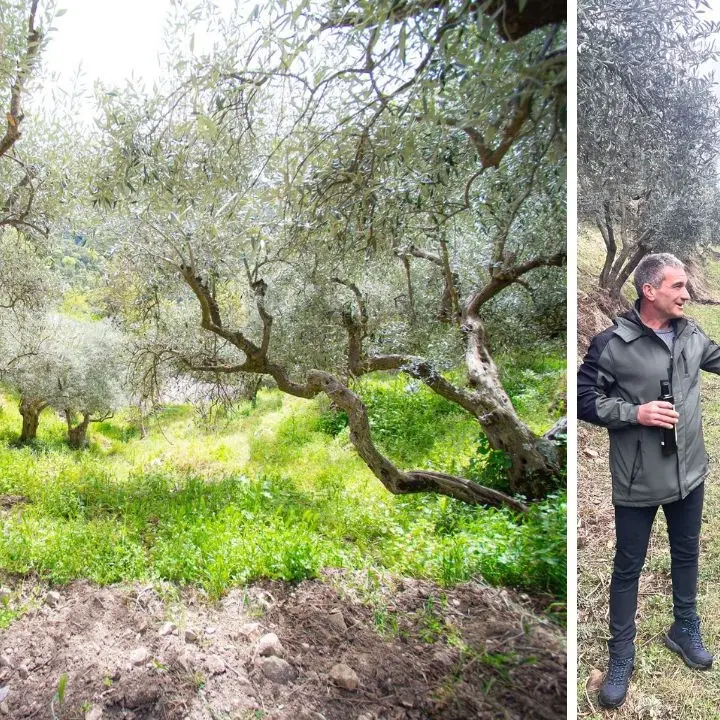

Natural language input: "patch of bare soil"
[576,289,628,357]
[0,571,566,720]
[684,256,720,304]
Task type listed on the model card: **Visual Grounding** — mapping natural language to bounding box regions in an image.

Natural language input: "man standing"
[578,253,716,708]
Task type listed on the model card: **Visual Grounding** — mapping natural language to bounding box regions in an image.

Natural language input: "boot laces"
[681,619,706,650]
[607,657,633,683]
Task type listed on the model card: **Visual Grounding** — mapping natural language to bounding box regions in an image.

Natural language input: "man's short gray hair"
[633,253,686,299]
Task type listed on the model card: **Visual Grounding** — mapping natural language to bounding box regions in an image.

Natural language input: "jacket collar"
[613,300,690,345]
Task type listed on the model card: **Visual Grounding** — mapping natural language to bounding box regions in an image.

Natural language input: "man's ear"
[643,283,656,301]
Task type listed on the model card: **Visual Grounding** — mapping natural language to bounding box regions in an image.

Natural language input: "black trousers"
[608,482,705,659]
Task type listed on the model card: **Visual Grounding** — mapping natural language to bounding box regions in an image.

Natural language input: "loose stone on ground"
[258,656,296,683]
[330,662,359,690]
[256,632,284,657]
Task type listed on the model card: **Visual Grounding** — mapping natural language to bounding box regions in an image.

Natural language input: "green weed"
[0,349,565,609]
[461,434,513,492]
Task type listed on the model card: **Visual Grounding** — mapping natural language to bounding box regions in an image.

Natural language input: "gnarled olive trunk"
[596,208,654,298]
[18,396,46,443]
[65,411,91,449]
[308,371,529,512]
[463,317,560,499]
[179,261,558,509]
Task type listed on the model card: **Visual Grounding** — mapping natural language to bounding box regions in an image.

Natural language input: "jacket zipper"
[667,353,683,500]
[628,438,641,495]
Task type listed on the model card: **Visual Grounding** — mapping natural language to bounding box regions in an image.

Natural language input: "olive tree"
[0,1,79,328]
[54,319,126,447]
[92,0,565,507]
[0,0,59,233]
[0,311,53,441]
[2,314,126,446]
[578,0,720,297]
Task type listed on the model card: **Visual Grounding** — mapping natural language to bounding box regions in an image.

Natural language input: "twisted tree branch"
[0,0,41,158]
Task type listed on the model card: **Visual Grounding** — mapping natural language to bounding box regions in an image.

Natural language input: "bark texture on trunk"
[309,371,528,512]
[0,1,41,160]
[604,228,654,298]
[596,205,655,298]
[596,205,616,287]
[66,412,91,449]
[18,396,46,443]
[462,316,560,498]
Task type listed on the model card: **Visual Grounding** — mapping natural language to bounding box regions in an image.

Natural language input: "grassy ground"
[0,364,566,628]
[577,237,720,717]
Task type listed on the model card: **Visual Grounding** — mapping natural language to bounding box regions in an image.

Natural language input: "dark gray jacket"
[578,305,720,506]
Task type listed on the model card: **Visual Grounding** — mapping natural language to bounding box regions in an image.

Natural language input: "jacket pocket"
[680,350,689,377]
[609,427,643,500]
[628,438,643,494]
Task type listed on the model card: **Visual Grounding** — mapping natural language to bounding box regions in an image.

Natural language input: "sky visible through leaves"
[30,0,238,123]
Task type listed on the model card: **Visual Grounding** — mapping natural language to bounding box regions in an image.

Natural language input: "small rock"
[158,622,175,637]
[205,626,217,635]
[184,629,199,644]
[18,665,29,680]
[584,448,599,459]
[0,655,11,669]
[327,610,347,633]
[169,650,192,673]
[46,591,61,607]
[205,655,226,676]
[0,588,10,602]
[256,633,284,658]
[130,647,151,666]
[399,693,415,708]
[588,668,604,693]
[0,686,8,703]
[239,622,262,638]
[0,701,7,716]
[329,663,359,691]
[258,656,296,684]
[85,705,103,720]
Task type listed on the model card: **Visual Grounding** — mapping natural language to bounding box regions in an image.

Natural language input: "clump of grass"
[497,348,565,433]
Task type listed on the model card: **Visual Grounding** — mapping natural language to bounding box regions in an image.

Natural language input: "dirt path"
[0,571,566,719]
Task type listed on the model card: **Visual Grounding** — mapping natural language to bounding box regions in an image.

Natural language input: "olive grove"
[578,0,720,297]
[1,314,126,445]
[87,0,566,507]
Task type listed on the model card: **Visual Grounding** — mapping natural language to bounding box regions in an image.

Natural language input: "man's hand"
[637,401,679,429]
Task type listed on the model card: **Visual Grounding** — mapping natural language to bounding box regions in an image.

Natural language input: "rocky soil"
[0,571,566,719]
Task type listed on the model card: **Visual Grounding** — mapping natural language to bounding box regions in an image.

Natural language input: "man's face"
[644,266,691,320]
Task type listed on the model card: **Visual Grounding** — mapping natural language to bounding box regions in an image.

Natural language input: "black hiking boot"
[665,617,713,669]
[598,655,634,708]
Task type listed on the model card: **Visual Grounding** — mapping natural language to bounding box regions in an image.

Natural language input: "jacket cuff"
[622,403,639,424]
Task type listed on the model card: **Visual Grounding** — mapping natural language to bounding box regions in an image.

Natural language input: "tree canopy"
[0,0,566,507]
[578,0,720,296]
